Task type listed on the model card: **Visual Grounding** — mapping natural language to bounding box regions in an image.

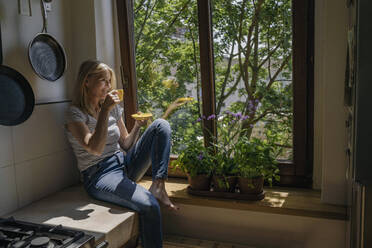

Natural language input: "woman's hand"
[134,112,150,128]
[101,90,120,112]
[135,119,148,128]
[170,98,188,109]
[161,98,188,119]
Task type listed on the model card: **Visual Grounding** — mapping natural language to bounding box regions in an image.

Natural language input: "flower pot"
[238,176,264,194]
[212,175,237,192]
[187,174,211,191]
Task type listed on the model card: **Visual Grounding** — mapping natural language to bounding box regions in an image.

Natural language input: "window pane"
[212,0,293,160]
[134,0,202,154]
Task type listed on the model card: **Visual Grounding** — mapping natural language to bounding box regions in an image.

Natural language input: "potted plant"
[234,137,280,194]
[172,140,213,191]
[206,112,243,192]
[212,152,239,192]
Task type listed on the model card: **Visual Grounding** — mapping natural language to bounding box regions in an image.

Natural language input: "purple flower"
[250,124,254,128]
[197,152,204,160]
[207,114,216,120]
[196,117,202,122]
[241,115,249,121]
[232,112,242,119]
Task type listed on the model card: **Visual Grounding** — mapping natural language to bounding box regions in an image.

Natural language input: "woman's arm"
[66,108,111,156]
[118,117,147,150]
[66,92,120,156]
[162,98,188,119]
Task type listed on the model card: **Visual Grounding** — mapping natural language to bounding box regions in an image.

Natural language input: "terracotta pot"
[212,175,237,192]
[187,174,211,191]
[238,176,264,194]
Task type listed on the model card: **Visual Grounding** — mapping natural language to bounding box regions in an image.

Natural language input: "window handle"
[119,65,128,89]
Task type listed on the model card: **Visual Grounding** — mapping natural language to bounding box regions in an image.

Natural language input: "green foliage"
[172,139,214,177]
[209,112,248,176]
[134,0,293,159]
[234,137,280,185]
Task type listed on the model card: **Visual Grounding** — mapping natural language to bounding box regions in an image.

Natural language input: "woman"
[65,59,177,248]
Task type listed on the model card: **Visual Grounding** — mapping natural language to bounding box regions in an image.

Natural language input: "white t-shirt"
[64,104,123,172]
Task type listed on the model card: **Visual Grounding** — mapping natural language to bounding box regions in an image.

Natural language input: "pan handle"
[40,0,48,33]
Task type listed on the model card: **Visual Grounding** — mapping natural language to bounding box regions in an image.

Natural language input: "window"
[116,0,314,187]
[211,0,293,160]
[133,0,203,154]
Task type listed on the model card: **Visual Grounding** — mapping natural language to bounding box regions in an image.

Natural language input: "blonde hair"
[73,59,117,116]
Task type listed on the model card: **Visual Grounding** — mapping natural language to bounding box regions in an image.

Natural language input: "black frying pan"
[28,0,66,82]
[0,24,35,126]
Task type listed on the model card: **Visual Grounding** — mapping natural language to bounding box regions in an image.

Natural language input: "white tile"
[15,149,80,208]
[0,166,18,216]
[12,102,71,164]
[0,125,13,168]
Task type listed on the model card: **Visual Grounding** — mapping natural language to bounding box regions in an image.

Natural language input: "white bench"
[5,185,139,248]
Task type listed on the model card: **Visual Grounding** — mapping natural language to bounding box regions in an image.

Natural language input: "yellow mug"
[117,89,124,101]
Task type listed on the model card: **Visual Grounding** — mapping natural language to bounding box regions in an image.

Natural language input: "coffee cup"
[117,89,124,101]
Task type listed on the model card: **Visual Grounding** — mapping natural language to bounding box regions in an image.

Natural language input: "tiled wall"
[0,103,80,216]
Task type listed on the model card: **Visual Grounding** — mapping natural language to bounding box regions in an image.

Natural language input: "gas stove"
[0,217,107,248]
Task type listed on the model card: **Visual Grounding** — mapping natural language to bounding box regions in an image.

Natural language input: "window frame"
[116,0,314,187]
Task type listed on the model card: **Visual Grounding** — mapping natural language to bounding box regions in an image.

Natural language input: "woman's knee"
[152,119,171,135]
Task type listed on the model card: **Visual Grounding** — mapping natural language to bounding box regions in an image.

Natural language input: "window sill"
[138,177,346,221]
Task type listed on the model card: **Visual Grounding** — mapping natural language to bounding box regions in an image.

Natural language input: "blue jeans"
[82,119,171,248]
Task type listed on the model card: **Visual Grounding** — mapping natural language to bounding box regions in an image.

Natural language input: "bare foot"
[149,180,179,211]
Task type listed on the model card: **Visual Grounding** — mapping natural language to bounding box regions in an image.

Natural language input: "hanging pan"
[28,0,66,82]
[0,24,35,126]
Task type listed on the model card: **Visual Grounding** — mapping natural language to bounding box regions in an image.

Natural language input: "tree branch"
[135,0,157,51]
[252,109,270,123]
[188,19,201,117]
[216,72,242,115]
[135,0,149,16]
[258,43,281,69]
[240,0,264,97]
[250,20,259,92]
[216,42,235,115]
[243,0,264,67]
[264,54,291,93]
[237,0,248,84]
[252,109,291,123]
[137,0,192,68]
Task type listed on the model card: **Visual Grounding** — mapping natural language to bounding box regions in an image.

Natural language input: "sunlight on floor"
[262,191,289,207]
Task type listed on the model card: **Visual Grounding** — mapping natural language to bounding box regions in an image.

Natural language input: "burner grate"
[0,217,92,248]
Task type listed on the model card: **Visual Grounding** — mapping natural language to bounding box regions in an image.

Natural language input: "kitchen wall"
[0,0,120,216]
[313,0,348,205]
